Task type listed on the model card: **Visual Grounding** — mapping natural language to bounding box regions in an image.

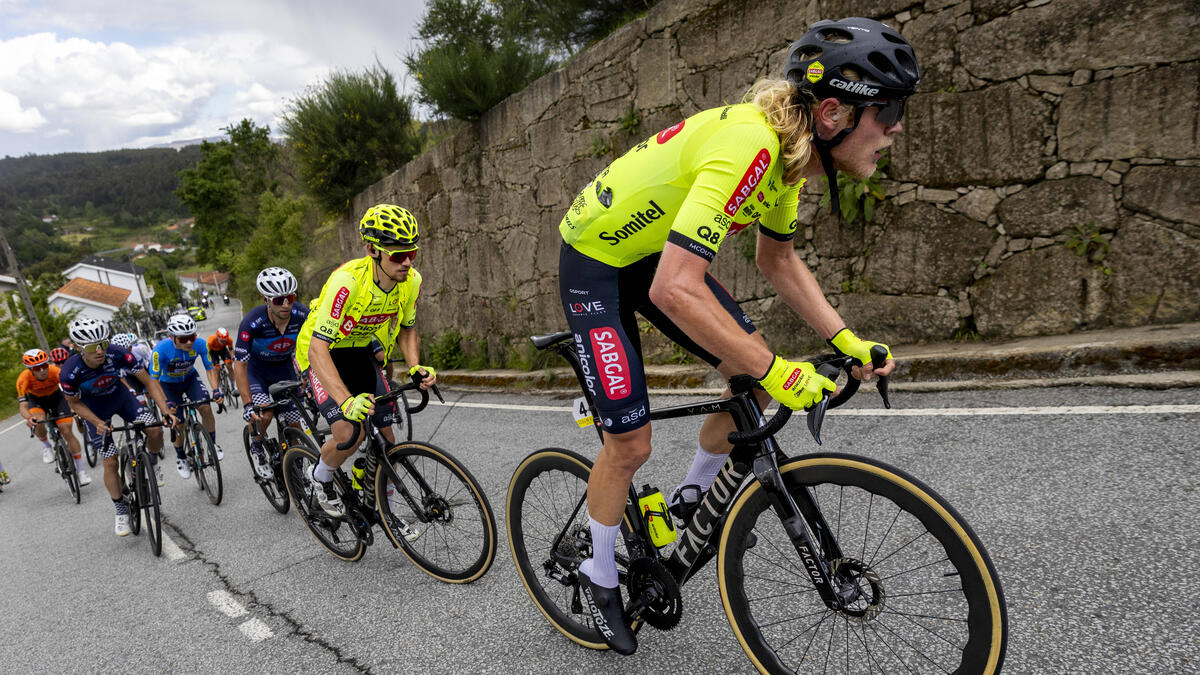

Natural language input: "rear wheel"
[376,441,496,583]
[719,454,1008,675]
[244,425,288,514]
[281,427,365,562]
[191,421,223,505]
[136,450,163,557]
[505,448,641,650]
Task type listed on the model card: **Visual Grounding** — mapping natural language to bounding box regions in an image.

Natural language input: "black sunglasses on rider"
[176,334,197,343]
[268,294,296,306]
[861,98,907,126]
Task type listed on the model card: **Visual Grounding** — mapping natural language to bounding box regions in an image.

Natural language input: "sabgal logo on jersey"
[330,287,350,319]
[599,200,667,245]
[724,149,771,216]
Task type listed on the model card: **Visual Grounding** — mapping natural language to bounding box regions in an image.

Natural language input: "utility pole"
[0,221,50,351]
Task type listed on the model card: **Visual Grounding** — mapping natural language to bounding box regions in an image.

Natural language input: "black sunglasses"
[268,294,296,306]
[861,98,907,126]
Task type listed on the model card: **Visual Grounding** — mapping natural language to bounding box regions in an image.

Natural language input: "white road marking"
[161,531,187,561]
[238,618,274,642]
[207,589,249,618]
[1,419,26,434]
[439,401,1200,416]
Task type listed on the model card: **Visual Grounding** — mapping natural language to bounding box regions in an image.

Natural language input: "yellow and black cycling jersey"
[560,103,805,268]
[294,256,421,371]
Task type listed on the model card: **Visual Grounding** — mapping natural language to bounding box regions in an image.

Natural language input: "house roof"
[179,270,230,284]
[75,255,145,276]
[54,277,132,308]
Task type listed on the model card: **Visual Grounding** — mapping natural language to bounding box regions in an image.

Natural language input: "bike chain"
[626,557,683,630]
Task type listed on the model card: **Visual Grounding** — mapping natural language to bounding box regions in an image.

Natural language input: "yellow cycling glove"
[339,393,373,422]
[758,356,835,410]
[829,328,892,366]
[409,365,437,381]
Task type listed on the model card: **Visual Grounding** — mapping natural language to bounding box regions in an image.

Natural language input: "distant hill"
[0,146,204,216]
[148,136,224,150]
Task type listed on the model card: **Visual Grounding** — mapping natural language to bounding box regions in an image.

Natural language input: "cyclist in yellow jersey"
[296,204,437,517]
[560,18,919,654]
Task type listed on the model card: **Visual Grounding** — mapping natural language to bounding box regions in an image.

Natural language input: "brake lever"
[805,362,843,445]
[430,383,445,404]
[870,345,891,409]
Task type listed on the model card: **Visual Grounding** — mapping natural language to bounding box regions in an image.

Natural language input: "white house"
[48,277,132,323]
[179,270,230,295]
[63,256,154,309]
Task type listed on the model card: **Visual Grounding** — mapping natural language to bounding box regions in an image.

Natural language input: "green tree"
[220,191,314,303]
[404,0,556,121]
[281,64,421,217]
[175,120,279,264]
[512,0,659,54]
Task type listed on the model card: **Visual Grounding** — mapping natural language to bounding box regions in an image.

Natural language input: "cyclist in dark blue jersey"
[235,267,311,478]
[59,318,175,536]
[151,313,225,479]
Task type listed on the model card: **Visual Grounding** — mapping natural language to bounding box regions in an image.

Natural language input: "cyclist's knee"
[602,426,653,471]
[102,456,118,470]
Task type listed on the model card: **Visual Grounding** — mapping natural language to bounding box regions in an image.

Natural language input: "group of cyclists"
[7,17,935,665]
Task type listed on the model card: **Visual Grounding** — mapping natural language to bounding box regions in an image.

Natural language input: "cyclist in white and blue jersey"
[151,314,224,479]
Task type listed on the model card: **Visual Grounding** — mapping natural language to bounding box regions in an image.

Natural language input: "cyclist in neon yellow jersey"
[294,204,437,518]
[558,17,917,654]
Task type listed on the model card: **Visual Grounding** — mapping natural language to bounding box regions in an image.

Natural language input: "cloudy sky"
[0,0,427,157]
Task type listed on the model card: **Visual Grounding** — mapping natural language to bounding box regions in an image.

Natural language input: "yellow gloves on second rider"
[339,393,374,422]
[758,356,835,410]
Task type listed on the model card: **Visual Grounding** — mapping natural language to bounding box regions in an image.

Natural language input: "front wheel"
[83,431,98,467]
[191,422,223,505]
[281,428,365,562]
[243,425,289,514]
[136,450,163,557]
[122,449,142,536]
[55,439,80,504]
[718,453,1008,675]
[505,448,641,651]
[376,441,496,583]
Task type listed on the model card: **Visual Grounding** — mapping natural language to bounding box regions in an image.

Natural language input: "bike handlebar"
[334,373,443,452]
[107,420,168,433]
[727,349,891,447]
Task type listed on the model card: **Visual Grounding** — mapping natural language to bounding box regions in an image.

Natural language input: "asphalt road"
[0,299,1197,673]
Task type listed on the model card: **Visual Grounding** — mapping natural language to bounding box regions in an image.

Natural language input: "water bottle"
[351,458,366,492]
[637,484,677,548]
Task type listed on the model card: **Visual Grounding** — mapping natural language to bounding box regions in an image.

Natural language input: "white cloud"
[0,88,47,132]
[0,0,426,155]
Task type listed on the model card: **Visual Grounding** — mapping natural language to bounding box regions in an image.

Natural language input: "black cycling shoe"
[577,567,637,655]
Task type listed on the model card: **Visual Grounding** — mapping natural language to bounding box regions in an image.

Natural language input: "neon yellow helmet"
[359,204,419,250]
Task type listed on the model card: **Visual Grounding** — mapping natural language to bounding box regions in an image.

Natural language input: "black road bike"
[111,420,168,557]
[506,332,1008,674]
[80,416,98,467]
[32,413,81,504]
[241,379,327,514]
[174,396,223,505]
[217,363,241,413]
[282,378,498,583]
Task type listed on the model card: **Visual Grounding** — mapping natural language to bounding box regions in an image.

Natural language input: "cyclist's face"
[30,364,49,381]
[370,244,413,281]
[832,105,904,180]
[80,348,106,368]
[265,295,293,320]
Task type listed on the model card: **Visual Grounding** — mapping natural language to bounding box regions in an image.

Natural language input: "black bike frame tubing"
[551,336,847,603]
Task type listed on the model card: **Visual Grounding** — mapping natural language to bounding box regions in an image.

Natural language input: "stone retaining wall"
[345,0,1199,363]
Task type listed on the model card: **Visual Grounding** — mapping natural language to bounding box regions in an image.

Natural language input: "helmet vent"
[895,51,918,78]
[882,31,907,45]
[819,28,853,44]
[868,52,897,79]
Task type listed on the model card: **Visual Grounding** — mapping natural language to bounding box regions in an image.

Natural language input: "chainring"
[626,557,683,630]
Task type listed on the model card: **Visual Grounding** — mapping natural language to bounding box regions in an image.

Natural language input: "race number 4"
[572,396,594,429]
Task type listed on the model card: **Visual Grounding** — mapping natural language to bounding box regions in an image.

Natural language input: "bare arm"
[134,369,174,422]
[755,234,845,340]
[648,243,775,378]
[233,360,252,407]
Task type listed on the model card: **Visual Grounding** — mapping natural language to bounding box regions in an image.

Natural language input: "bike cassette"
[831,557,884,622]
[626,558,683,630]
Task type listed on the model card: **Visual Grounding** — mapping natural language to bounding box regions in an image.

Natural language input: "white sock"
[75,457,84,471]
[581,517,621,588]
[41,439,52,449]
[672,444,728,505]
[313,459,336,483]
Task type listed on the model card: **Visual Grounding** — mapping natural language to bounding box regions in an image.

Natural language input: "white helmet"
[216,327,229,339]
[69,317,110,345]
[167,314,197,336]
[256,267,298,297]
[111,332,137,349]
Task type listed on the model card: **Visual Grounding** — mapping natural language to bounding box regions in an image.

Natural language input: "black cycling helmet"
[785,18,920,105]
[784,18,920,216]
